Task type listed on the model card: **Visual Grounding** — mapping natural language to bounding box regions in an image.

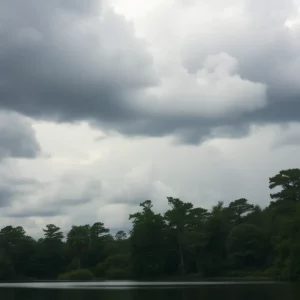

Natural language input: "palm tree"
[67,225,91,269]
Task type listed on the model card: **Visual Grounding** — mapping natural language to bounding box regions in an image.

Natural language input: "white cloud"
[271,122,300,148]
[1,120,300,237]
[138,52,267,118]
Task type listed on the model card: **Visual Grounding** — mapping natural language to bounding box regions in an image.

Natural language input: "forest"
[1,168,300,281]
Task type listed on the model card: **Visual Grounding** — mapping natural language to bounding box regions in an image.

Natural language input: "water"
[0,281,300,300]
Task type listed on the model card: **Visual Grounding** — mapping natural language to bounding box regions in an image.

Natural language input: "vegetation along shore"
[1,168,300,282]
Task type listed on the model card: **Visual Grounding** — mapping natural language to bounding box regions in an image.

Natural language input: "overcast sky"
[1,0,300,237]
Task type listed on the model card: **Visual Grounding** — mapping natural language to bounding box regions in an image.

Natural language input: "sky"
[1,0,300,238]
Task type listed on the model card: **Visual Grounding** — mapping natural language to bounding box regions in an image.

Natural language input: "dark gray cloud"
[0,175,40,207]
[0,174,102,218]
[0,111,40,159]
[0,0,157,123]
[271,123,300,148]
[1,0,300,144]
[0,188,15,207]
[7,207,64,218]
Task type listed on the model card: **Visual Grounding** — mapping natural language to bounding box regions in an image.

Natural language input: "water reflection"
[1,282,300,300]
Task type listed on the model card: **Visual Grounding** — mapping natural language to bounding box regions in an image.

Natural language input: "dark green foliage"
[106,267,131,279]
[58,269,95,281]
[66,225,91,270]
[0,249,15,280]
[0,168,300,281]
[163,198,208,275]
[129,200,166,277]
[226,198,254,225]
[227,224,265,269]
[92,254,131,279]
[93,262,106,278]
[33,224,66,279]
[43,224,64,240]
[269,169,300,202]
[272,203,300,281]
[202,208,229,276]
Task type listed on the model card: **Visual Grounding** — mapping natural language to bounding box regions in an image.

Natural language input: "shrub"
[92,254,132,279]
[58,269,95,281]
[105,254,130,269]
[106,267,131,280]
[93,263,107,278]
[0,250,16,280]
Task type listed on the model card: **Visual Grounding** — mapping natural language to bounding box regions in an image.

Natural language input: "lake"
[0,281,300,300]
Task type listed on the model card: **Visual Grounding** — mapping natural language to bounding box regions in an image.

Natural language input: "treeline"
[1,168,300,281]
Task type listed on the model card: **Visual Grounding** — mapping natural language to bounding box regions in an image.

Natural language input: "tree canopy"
[0,168,300,281]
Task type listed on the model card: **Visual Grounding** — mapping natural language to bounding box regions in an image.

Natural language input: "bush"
[105,254,130,269]
[106,267,131,280]
[58,269,95,281]
[93,263,107,278]
[91,254,132,279]
[0,250,16,280]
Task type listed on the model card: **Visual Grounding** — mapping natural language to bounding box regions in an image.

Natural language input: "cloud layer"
[1,0,300,144]
[0,0,156,123]
[0,112,40,159]
[1,0,300,236]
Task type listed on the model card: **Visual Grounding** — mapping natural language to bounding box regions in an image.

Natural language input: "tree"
[268,169,300,252]
[34,224,66,278]
[85,222,111,268]
[243,205,263,226]
[67,225,91,270]
[227,224,266,269]
[0,226,26,250]
[90,222,109,239]
[269,169,300,202]
[0,249,15,280]
[0,226,37,277]
[129,200,166,277]
[164,197,209,275]
[226,198,254,225]
[203,203,230,276]
[164,197,195,274]
[43,224,64,240]
[115,231,127,241]
[273,202,300,280]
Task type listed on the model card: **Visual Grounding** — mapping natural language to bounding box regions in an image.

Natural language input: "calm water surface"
[0,281,300,300]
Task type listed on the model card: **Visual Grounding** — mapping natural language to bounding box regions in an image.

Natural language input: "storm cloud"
[0,0,299,144]
[0,111,40,159]
[0,0,156,123]
[0,175,39,207]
